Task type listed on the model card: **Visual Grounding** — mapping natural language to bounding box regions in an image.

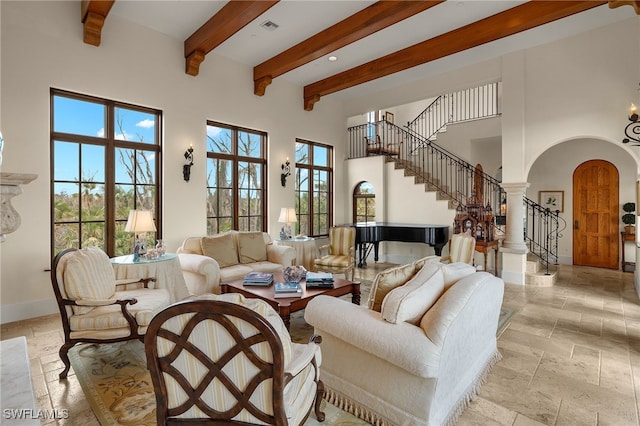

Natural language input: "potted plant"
[622,202,636,234]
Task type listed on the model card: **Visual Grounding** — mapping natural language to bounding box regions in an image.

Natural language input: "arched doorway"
[573,160,619,269]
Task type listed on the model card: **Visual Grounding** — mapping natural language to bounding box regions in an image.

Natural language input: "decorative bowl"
[282,265,306,283]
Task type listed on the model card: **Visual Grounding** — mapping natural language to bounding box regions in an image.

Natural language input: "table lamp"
[278,207,297,240]
[125,210,157,261]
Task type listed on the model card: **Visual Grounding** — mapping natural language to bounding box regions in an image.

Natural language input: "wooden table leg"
[351,283,361,305]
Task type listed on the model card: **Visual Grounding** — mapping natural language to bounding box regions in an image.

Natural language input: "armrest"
[285,341,321,379]
[73,297,120,307]
[115,277,156,288]
[177,253,221,294]
[318,244,330,255]
[266,244,296,266]
[305,295,441,378]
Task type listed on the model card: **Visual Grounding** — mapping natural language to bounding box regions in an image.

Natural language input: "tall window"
[51,89,162,256]
[353,181,376,223]
[295,139,333,237]
[206,121,267,234]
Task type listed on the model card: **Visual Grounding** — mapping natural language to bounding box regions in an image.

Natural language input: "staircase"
[348,82,564,276]
[526,255,558,286]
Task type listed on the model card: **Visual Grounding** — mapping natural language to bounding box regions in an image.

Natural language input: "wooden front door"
[573,160,619,269]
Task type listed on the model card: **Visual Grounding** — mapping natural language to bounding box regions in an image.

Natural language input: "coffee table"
[220,273,360,329]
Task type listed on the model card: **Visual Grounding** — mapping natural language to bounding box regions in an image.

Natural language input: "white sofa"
[305,260,504,426]
[176,231,296,295]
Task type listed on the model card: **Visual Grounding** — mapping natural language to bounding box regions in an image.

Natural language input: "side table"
[275,237,319,271]
[110,253,190,302]
[475,239,499,276]
[621,231,636,272]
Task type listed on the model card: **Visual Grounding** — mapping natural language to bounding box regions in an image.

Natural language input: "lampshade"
[278,207,298,223]
[124,210,157,233]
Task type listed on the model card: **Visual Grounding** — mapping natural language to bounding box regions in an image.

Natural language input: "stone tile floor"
[1,263,638,425]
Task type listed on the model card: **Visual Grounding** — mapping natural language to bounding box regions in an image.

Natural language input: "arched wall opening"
[526,137,637,266]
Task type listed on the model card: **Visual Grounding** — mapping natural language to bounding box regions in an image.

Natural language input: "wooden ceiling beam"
[81,0,115,46]
[184,0,279,76]
[253,0,444,96]
[303,0,606,111]
[608,0,640,14]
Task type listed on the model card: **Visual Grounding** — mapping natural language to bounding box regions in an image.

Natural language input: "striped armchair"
[144,294,325,425]
[50,247,171,379]
[440,232,476,265]
[314,226,356,281]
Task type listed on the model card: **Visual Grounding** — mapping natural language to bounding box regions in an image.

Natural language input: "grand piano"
[343,222,449,267]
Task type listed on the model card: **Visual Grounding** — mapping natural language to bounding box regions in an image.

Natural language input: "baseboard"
[1,298,58,324]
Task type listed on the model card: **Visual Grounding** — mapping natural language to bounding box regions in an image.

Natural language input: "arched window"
[353,181,376,223]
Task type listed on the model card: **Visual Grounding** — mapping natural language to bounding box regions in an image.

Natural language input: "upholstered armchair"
[440,231,476,265]
[144,294,325,425]
[314,226,356,280]
[50,247,171,379]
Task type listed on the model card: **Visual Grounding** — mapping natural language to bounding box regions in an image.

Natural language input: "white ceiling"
[110,1,636,101]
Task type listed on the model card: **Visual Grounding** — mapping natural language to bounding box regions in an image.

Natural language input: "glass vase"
[156,239,167,257]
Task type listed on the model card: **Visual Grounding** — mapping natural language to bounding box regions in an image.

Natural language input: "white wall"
[0,1,346,322]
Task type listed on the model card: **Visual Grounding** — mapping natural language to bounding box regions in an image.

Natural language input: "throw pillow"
[64,248,116,314]
[367,262,418,312]
[380,262,445,325]
[201,233,238,267]
[442,262,477,290]
[413,255,440,270]
[238,232,268,264]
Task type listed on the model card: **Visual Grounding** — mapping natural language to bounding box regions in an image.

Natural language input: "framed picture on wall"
[539,190,564,212]
[384,111,394,123]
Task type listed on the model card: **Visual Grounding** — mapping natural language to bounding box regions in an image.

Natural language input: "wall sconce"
[280,158,291,187]
[183,144,194,182]
[622,103,639,146]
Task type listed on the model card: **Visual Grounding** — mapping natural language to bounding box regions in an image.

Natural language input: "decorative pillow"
[238,232,268,264]
[201,234,238,267]
[367,262,418,312]
[413,255,440,270]
[381,262,445,325]
[63,248,116,314]
[442,262,477,290]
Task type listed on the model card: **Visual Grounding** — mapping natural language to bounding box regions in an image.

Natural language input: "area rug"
[497,307,515,336]
[69,340,369,426]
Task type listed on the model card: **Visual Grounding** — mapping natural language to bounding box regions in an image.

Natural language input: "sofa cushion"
[442,262,477,290]
[367,262,418,312]
[238,231,268,264]
[381,262,444,325]
[201,234,238,267]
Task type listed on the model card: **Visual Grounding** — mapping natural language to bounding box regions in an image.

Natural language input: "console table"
[621,231,636,272]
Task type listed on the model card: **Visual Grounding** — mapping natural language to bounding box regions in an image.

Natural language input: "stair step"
[525,258,558,286]
[525,267,558,286]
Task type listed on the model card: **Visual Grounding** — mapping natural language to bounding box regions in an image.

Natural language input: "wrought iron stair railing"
[348,116,563,274]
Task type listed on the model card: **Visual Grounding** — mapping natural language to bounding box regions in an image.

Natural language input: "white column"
[500,182,529,285]
[499,51,529,285]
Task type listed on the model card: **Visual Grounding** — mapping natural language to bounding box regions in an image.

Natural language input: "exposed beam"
[608,0,640,14]
[303,1,606,111]
[184,0,279,76]
[81,0,115,46]
[253,0,444,96]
